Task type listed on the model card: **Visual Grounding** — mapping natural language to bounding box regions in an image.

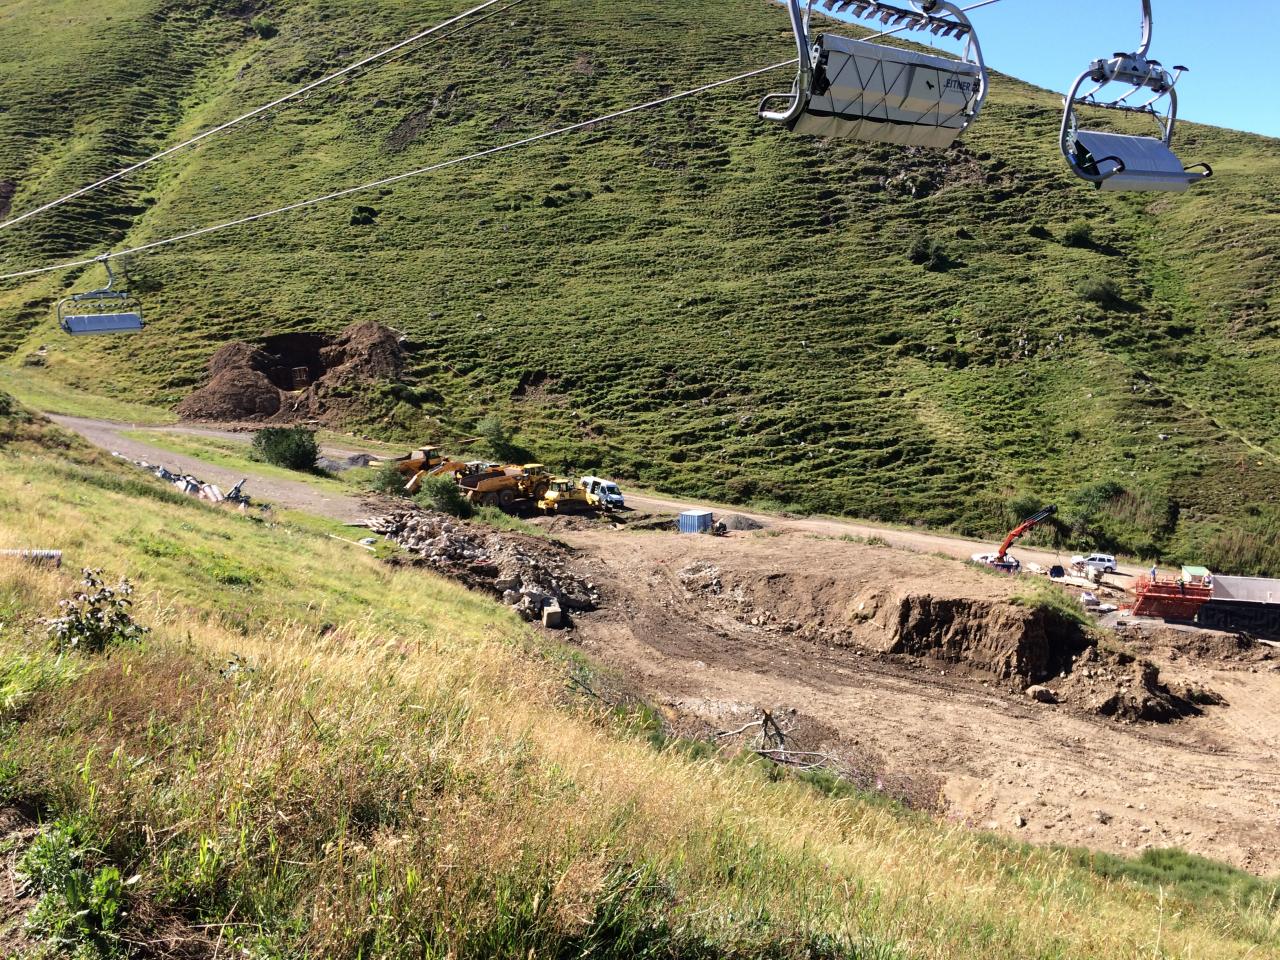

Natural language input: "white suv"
[1071,553,1117,574]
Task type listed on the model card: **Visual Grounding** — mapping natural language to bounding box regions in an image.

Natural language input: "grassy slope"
[1,395,1277,957]
[0,0,1278,571]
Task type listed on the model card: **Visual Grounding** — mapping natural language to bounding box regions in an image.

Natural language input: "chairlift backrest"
[55,258,145,336]
[760,0,988,149]
[1060,0,1210,192]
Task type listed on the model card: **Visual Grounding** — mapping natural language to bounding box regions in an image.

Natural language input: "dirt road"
[56,416,1152,581]
[49,415,367,523]
[625,491,1154,581]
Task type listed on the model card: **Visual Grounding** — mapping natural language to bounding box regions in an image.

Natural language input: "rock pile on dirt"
[178,321,407,424]
[1047,646,1224,723]
[720,514,763,532]
[365,509,600,621]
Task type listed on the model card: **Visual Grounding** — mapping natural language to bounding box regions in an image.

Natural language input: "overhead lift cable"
[0,0,521,235]
[0,0,1008,285]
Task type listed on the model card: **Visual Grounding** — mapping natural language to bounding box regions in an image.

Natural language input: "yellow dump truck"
[458,464,552,509]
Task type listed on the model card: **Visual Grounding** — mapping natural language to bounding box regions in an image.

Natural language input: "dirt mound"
[178,321,408,425]
[679,563,1090,688]
[721,513,763,532]
[1047,646,1225,723]
[177,367,281,420]
[1119,625,1277,667]
[320,320,405,380]
[208,342,273,378]
[365,509,600,621]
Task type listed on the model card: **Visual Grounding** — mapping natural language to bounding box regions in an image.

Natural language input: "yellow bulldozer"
[537,477,594,515]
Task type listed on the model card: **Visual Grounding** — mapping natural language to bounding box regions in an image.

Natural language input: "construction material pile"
[364,509,600,622]
[114,453,249,506]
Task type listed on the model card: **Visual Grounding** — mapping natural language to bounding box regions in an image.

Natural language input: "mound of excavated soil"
[679,561,1091,688]
[1047,646,1225,723]
[721,514,763,532]
[675,554,1218,723]
[208,342,273,378]
[178,321,408,425]
[177,367,281,420]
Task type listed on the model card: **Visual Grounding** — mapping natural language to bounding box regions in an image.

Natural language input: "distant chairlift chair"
[760,0,989,149]
[56,258,145,336]
[1060,0,1211,192]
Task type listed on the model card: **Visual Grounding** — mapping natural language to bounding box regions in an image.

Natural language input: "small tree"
[414,475,473,519]
[46,570,148,655]
[1077,276,1125,310]
[476,414,518,461]
[1061,219,1094,248]
[250,15,278,39]
[251,427,319,471]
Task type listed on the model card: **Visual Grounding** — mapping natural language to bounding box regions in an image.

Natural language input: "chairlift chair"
[56,258,145,336]
[761,0,989,149]
[1060,0,1210,192]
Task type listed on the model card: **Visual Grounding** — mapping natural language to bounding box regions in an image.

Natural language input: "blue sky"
[822,0,1279,137]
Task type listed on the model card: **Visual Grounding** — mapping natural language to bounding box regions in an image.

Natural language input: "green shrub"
[46,569,148,655]
[908,236,950,271]
[369,462,409,495]
[476,414,519,461]
[414,475,473,519]
[19,820,126,955]
[1061,219,1094,248]
[250,427,319,471]
[1077,276,1125,309]
[250,15,277,39]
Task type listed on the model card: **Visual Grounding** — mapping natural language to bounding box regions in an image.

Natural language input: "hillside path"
[49,415,367,523]
[52,415,1160,579]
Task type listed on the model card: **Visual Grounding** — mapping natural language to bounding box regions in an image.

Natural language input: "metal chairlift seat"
[56,259,145,336]
[761,0,988,149]
[1070,130,1206,192]
[1060,0,1210,192]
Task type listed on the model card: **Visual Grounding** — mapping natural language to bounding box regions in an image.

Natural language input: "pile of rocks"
[364,509,600,622]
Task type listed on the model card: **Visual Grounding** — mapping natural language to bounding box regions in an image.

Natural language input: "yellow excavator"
[381,441,485,494]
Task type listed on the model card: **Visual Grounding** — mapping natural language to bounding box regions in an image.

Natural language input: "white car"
[1071,553,1117,574]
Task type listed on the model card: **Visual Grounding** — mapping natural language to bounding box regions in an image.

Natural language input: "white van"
[580,476,625,510]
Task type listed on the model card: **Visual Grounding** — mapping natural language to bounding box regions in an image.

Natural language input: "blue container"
[678,510,714,534]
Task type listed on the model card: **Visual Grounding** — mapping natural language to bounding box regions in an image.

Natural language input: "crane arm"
[996,505,1058,559]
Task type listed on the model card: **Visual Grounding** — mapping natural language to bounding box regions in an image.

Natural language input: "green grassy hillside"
[1,0,1278,571]
[1,394,1277,957]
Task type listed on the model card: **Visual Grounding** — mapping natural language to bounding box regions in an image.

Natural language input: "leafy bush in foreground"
[46,569,148,655]
[414,475,473,519]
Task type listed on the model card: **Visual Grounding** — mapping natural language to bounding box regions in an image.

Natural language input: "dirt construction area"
[49,418,1280,876]
[473,520,1280,874]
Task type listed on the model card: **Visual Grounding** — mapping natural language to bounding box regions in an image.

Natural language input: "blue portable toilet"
[678,510,714,534]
